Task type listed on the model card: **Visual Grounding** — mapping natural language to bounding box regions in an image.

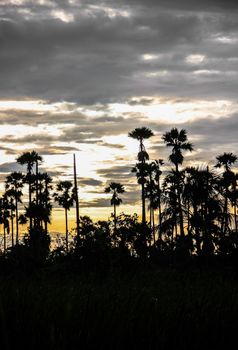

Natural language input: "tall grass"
[0,265,238,349]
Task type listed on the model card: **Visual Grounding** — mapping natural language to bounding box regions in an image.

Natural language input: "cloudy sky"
[0,0,238,232]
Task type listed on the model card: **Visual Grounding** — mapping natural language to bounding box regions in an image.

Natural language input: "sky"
[0,0,238,232]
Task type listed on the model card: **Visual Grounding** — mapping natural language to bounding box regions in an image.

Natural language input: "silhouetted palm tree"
[129,127,154,224]
[215,152,237,235]
[5,172,24,245]
[162,128,193,237]
[16,151,43,230]
[163,170,183,244]
[146,159,164,245]
[37,172,53,232]
[230,173,238,234]
[0,195,10,252]
[4,189,16,247]
[105,182,125,232]
[53,181,74,252]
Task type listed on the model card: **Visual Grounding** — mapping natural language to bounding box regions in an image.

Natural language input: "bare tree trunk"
[73,154,80,239]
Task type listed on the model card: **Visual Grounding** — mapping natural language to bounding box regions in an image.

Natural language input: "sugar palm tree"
[162,171,179,247]
[230,173,238,234]
[5,171,24,245]
[148,159,164,243]
[215,152,237,235]
[0,195,10,252]
[162,128,193,237]
[129,127,154,224]
[105,182,125,232]
[4,189,16,247]
[186,166,222,255]
[53,180,74,252]
[38,172,53,233]
[16,151,43,230]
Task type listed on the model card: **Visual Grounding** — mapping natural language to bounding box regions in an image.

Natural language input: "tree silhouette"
[162,128,193,238]
[16,151,43,230]
[53,180,74,252]
[0,195,10,252]
[215,152,237,236]
[5,172,24,245]
[145,159,164,246]
[36,172,53,232]
[129,127,154,224]
[105,182,125,232]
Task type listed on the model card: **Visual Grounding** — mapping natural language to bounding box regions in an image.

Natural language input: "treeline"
[1,126,238,270]
[127,127,238,258]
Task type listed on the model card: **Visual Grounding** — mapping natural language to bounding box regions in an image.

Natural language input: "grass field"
[0,263,238,349]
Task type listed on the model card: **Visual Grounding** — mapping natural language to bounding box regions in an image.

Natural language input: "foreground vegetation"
[0,261,238,349]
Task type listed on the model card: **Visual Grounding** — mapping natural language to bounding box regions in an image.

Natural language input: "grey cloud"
[0,1,238,103]
[97,165,134,181]
[80,198,110,208]
[79,178,103,187]
[0,0,238,211]
[0,161,24,173]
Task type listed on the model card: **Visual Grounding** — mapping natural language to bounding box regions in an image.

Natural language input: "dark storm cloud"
[1,0,238,103]
[1,0,238,212]
[120,0,238,11]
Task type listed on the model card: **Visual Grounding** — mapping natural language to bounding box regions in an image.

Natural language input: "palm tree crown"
[129,127,154,154]
[162,128,193,168]
[215,152,237,171]
[17,151,43,173]
[105,182,125,206]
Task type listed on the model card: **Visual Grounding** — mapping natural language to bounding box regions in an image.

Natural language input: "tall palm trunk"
[202,168,213,257]
[234,180,238,234]
[113,192,117,234]
[140,140,146,225]
[3,221,6,252]
[15,197,19,245]
[36,161,39,205]
[10,198,14,247]
[158,181,162,241]
[152,208,156,246]
[223,185,228,235]
[194,204,200,255]
[187,198,190,237]
[73,154,80,239]
[45,220,48,233]
[175,163,184,237]
[29,172,32,231]
[65,208,68,252]
[141,181,146,224]
[149,171,152,229]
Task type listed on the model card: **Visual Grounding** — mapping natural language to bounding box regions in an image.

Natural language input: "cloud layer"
[0,0,238,222]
